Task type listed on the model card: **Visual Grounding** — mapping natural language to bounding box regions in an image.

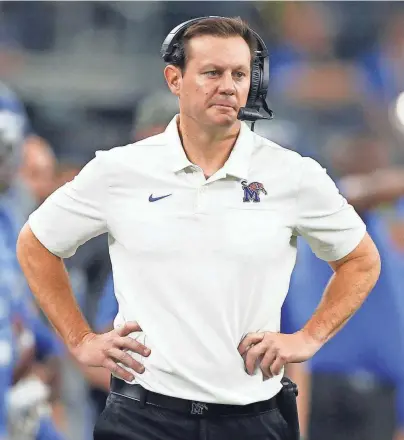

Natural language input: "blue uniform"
[0,278,14,440]
[0,200,24,438]
[0,83,30,438]
[282,206,404,428]
[1,191,66,440]
[94,273,117,333]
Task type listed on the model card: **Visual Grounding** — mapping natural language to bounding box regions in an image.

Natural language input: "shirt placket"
[190,166,209,214]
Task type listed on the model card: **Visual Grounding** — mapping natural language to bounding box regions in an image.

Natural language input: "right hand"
[71,321,150,382]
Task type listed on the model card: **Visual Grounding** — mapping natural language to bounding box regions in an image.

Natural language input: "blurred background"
[2,1,404,440]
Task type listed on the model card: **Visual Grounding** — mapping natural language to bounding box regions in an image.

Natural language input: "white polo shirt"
[29,116,366,405]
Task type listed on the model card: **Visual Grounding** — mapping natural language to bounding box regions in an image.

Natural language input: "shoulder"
[91,133,167,178]
[250,132,309,175]
[97,132,166,163]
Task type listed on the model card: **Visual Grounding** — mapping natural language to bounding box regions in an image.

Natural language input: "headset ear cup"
[247,60,261,108]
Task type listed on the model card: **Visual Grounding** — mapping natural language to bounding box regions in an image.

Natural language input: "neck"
[177,114,241,177]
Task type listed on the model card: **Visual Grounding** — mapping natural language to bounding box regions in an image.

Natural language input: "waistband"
[110,377,278,417]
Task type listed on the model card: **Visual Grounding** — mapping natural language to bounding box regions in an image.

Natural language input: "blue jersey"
[0,202,21,437]
[0,298,13,439]
[95,273,117,332]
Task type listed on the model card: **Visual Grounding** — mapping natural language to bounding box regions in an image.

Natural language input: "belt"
[110,377,278,417]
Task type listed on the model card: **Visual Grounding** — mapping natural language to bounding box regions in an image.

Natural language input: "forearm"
[16,224,92,350]
[301,249,380,345]
[12,346,35,384]
[394,430,404,440]
[341,169,404,212]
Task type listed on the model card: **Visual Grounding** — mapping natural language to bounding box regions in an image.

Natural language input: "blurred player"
[284,132,404,440]
[0,81,29,440]
[0,82,65,440]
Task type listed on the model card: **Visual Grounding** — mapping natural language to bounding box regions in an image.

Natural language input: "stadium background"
[1,1,404,440]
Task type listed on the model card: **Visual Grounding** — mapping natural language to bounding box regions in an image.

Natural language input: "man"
[131,90,180,141]
[0,81,31,440]
[17,17,380,440]
[0,82,65,440]
[19,134,57,211]
[283,132,404,440]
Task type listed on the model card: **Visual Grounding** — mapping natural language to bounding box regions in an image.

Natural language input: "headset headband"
[161,16,268,61]
[161,16,273,126]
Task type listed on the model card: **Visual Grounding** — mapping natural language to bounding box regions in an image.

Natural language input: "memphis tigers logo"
[241,180,267,203]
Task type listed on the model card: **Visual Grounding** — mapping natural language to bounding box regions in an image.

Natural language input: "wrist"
[296,327,325,350]
[67,329,94,352]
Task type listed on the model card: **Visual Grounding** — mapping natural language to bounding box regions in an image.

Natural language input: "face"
[331,137,389,176]
[20,137,56,204]
[165,35,251,129]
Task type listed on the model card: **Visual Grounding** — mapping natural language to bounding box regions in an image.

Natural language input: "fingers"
[114,322,151,356]
[117,336,151,357]
[103,358,135,382]
[244,343,267,375]
[270,354,288,376]
[116,321,142,337]
[238,333,265,356]
[107,348,146,374]
[260,349,277,378]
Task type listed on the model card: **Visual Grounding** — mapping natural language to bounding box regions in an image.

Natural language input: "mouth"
[212,104,236,110]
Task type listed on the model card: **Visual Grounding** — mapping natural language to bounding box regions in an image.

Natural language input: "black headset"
[160,16,274,127]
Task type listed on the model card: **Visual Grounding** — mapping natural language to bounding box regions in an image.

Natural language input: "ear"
[164,65,182,97]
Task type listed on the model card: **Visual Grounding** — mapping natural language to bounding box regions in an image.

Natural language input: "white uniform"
[29,116,366,405]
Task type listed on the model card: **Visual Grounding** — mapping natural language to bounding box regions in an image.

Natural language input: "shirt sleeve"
[294,157,366,262]
[28,151,108,258]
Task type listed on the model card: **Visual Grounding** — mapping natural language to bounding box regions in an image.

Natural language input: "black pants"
[93,392,291,440]
[309,372,396,440]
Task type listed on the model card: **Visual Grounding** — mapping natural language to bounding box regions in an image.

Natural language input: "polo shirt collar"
[164,115,255,180]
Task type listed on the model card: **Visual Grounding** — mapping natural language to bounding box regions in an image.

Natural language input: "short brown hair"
[172,17,258,71]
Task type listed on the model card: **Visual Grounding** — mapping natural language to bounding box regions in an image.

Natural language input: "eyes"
[204,70,247,80]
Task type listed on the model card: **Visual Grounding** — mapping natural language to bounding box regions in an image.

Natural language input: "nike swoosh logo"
[149,193,172,202]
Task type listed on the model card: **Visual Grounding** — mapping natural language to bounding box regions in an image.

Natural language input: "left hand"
[238,330,322,378]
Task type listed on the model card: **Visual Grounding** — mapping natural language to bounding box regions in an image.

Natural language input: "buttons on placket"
[190,166,208,213]
[195,185,208,212]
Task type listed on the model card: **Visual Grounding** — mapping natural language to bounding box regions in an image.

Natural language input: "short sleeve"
[28,151,108,258]
[294,157,366,261]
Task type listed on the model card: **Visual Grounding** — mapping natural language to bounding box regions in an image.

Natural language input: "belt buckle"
[190,401,209,415]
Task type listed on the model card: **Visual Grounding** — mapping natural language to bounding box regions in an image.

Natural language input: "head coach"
[17,16,380,440]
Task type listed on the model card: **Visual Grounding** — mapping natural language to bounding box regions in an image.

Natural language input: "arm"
[11,323,36,384]
[239,158,380,377]
[340,168,404,212]
[239,234,380,375]
[16,153,150,381]
[395,430,404,440]
[301,232,380,344]
[17,225,92,350]
[16,224,148,381]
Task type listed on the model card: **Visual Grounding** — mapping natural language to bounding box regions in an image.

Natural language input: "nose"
[218,71,236,96]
